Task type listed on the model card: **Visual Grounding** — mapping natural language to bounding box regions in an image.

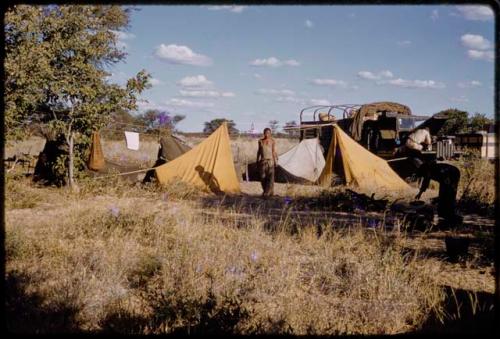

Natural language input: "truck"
[297,102,456,181]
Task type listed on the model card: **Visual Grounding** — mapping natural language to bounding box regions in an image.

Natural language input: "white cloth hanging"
[124,131,140,150]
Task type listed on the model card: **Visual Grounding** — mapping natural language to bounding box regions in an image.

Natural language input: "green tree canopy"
[5,5,151,188]
[203,118,239,134]
[468,113,493,132]
[436,108,469,136]
[136,109,186,132]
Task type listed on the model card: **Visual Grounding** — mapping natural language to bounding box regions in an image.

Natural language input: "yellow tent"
[318,125,409,191]
[155,122,241,194]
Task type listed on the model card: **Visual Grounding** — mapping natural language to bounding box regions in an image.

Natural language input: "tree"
[468,113,493,132]
[5,5,150,189]
[268,120,279,134]
[135,110,186,131]
[284,120,299,137]
[436,109,469,136]
[203,118,239,134]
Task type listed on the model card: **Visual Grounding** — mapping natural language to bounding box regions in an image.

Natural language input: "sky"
[106,4,496,132]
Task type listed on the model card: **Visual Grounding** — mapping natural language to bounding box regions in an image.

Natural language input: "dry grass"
[5,174,448,335]
[454,155,495,216]
[4,137,495,334]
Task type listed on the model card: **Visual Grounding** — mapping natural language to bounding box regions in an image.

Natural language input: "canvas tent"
[159,134,191,161]
[276,138,325,182]
[155,123,241,194]
[245,138,326,184]
[318,124,409,191]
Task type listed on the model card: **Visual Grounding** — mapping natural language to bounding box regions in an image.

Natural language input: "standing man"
[413,158,462,227]
[256,128,278,197]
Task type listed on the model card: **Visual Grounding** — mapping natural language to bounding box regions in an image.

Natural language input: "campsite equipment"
[155,122,241,194]
[277,138,325,182]
[159,134,192,161]
[297,102,459,180]
[245,138,326,184]
[317,124,410,191]
[455,129,497,160]
[88,131,105,171]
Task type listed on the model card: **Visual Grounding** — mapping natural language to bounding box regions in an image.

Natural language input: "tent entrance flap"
[319,125,409,191]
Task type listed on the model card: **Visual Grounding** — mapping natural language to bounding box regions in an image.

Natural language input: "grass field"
[4,136,496,334]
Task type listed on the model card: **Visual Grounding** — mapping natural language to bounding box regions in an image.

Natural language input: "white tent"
[277,138,325,182]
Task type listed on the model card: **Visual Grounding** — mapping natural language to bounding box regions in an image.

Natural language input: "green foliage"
[435,109,494,136]
[437,109,469,136]
[135,109,186,132]
[203,118,239,134]
[5,5,151,184]
[468,113,493,132]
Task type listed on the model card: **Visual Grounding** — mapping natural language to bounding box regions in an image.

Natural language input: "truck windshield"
[398,118,415,129]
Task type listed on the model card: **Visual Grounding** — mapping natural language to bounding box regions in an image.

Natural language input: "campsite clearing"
[4,135,495,335]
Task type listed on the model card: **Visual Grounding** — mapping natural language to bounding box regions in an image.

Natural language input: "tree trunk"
[68,131,79,192]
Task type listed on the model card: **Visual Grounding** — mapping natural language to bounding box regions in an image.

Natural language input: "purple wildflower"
[250,251,259,262]
[284,197,292,205]
[109,206,120,217]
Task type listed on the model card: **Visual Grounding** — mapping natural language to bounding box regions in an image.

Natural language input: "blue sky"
[107,5,495,132]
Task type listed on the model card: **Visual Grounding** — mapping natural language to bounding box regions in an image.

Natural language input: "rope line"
[91,165,161,180]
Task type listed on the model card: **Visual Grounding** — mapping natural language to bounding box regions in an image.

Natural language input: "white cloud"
[284,59,301,66]
[378,78,446,89]
[136,99,169,113]
[165,98,214,108]
[305,19,314,28]
[207,5,246,13]
[179,90,235,98]
[456,5,494,21]
[457,80,482,88]
[397,40,412,46]
[461,34,491,50]
[450,96,470,103]
[276,96,304,104]
[309,99,331,106]
[253,73,263,79]
[154,44,212,66]
[250,57,301,67]
[310,78,348,87]
[177,75,213,88]
[431,9,439,21]
[467,49,494,62]
[255,88,295,96]
[149,78,163,86]
[357,70,393,80]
